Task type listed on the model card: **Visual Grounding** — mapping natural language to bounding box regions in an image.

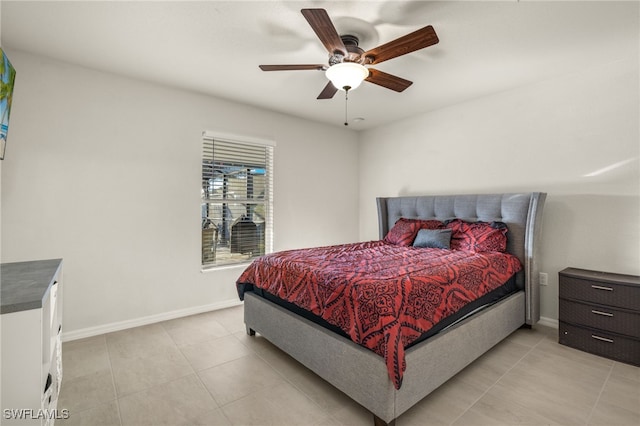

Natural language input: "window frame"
[201,131,275,270]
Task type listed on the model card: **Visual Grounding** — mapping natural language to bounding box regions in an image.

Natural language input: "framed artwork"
[1,47,17,160]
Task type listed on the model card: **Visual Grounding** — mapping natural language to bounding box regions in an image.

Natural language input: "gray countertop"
[1,259,63,314]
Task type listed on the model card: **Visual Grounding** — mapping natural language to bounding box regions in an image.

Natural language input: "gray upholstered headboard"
[376,193,546,325]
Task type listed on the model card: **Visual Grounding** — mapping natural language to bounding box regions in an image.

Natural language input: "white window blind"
[201,134,274,268]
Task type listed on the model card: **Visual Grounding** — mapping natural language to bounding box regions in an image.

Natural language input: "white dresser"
[1,259,64,425]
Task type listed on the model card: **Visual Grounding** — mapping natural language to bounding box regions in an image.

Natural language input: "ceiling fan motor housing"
[329,35,365,65]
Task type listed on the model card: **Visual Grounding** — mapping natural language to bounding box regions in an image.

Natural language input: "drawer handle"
[591,310,613,317]
[591,335,614,343]
[591,285,613,291]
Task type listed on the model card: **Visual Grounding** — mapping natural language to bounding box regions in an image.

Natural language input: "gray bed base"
[244,193,546,425]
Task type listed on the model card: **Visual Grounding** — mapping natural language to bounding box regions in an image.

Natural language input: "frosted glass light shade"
[325,62,369,91]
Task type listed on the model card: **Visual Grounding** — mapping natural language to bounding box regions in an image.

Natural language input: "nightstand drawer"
[559,275,639,311]
[559,322,639,366]
[559,299,640,339]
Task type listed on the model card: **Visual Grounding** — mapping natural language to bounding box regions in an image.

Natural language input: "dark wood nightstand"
[558,267,639,366]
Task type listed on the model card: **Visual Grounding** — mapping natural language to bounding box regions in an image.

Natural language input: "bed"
[237,192,546,425]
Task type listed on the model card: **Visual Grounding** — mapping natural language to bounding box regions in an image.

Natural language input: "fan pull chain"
[344,89,349,126]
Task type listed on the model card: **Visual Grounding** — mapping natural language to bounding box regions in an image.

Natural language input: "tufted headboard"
[377,193,546,325]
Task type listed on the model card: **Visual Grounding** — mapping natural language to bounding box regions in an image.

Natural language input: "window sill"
[200,262,251,273]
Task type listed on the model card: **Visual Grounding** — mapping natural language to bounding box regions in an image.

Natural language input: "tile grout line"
[103,334,124,426]
[58,336,123,424]
[447,335,543,426]
[158,318,199,378]
[197,330,334,424]
[113,326,198,398]
[107,324,203,423]
[584,362,614,426]
[231,305,346,423]
[189,360,236,425]
[241,332,343,425]
[161,318,236,425]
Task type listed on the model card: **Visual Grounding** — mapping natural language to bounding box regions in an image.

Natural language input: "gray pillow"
[413,228,452,249]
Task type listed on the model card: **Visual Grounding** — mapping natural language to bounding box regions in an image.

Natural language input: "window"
[201,132,274,268]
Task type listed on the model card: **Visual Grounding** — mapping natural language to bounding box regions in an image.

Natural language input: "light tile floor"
[57,305,640,426]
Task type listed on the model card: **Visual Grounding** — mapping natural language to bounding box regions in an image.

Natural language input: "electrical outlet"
[539,272,548,286]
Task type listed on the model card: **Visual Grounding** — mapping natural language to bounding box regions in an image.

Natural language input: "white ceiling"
[2,1,638,130]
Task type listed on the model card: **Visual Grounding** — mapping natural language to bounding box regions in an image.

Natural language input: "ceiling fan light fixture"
[326,62,369,91]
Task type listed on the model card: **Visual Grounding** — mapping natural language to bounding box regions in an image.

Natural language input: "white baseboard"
[537,316,558,329]
[61,299,243,342]
[61,303,559,342]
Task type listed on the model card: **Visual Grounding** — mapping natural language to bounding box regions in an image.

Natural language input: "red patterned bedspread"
[236,241,522,389]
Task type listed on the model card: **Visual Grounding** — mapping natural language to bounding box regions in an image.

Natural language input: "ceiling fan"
[259,8,439,99]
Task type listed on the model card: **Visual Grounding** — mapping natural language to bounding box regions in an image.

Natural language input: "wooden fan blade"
[363,25,438,65]
[301,9,346,56]
[365,68,413,92]
[317,81,338,99]
[259,64,326,71]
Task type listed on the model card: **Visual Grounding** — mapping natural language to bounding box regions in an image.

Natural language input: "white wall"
[358,58,640,322]
[1,50,359,337]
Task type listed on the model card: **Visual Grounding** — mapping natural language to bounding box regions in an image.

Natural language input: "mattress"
[246,275,517,348]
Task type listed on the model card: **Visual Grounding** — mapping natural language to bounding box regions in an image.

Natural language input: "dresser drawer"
[559,299,640,339]
[559,275,639,311]
[559,322,640,366]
